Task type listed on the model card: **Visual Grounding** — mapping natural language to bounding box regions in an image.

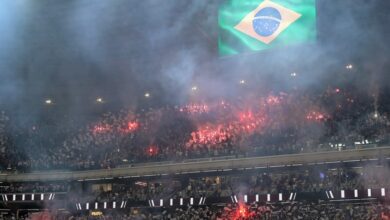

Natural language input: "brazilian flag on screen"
[219,0,316,55]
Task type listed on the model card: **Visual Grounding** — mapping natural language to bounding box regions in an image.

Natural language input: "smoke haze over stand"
[0,0,387,115]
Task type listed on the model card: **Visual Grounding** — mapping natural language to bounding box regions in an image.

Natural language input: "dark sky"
[0,0,389,121]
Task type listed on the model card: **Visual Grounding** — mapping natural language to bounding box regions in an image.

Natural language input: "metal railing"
[0,146,389,182]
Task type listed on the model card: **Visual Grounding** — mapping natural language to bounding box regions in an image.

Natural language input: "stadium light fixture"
[96,97,103,103]
[239,79,246,84]
[345,64,353,69]
[290,72,297,77]
[120,201,126,208]
[199,197,206,205]
[191,86,198,91]
[144,92,150,98]
[329,191,334,199]
[45,99,52,105]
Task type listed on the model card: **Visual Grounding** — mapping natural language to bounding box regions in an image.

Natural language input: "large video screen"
[219,0,316,55]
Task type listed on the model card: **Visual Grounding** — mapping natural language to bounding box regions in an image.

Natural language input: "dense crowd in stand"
[2,166,389,201]
[43,202,389,220]
[2,202,389,220]
[77,166,389,204]
[0,88,390,172]
[1,165,390,219]
[0,182,68,193]
[147,202,390,220]
[0,111,11,171]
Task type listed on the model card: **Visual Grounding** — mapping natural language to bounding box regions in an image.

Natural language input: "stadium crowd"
[39,202,389,220]
[0,182,68,193]
[2,166,389,203]
[2,164,389,219]
[5,202,389,219]
[145,202,390,220]
[0,88,389,172]
[70,166,389,204]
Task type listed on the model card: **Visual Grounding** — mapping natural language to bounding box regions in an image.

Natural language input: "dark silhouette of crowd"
[145,202,390,220]
[68,166,390,204]
[0,182,68,193]
[1,166,390,219]
[44,202,390,220]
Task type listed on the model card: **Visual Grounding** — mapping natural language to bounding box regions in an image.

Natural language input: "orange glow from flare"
[127,121,139,131]
[233,204,249,220]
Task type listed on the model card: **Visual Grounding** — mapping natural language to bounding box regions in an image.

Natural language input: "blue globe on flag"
[252,7,282,37]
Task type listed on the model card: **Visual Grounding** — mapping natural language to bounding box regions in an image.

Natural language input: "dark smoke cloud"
[0,0,388,113]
